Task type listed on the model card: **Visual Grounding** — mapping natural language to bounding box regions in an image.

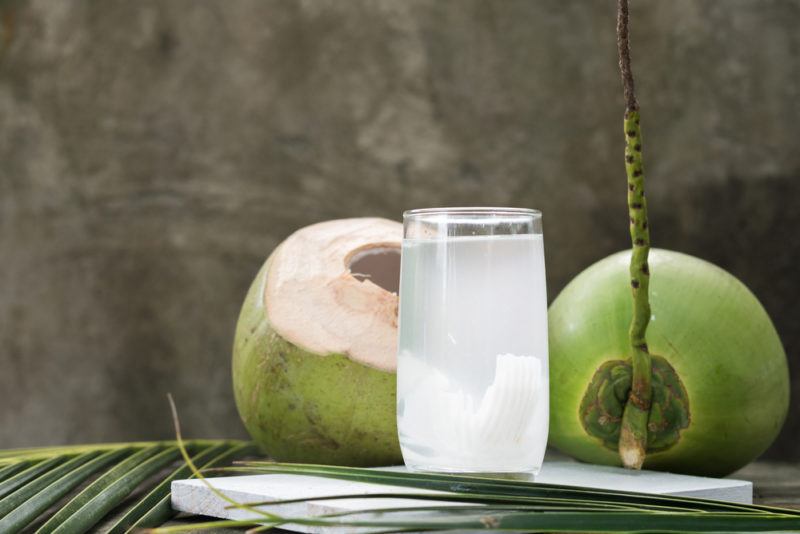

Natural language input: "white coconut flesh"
[401,353,544,469]
[264,218,402,372]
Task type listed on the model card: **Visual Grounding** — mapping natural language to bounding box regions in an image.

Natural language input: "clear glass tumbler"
[396,207,549,475]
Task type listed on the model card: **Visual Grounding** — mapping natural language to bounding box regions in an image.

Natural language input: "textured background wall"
[1,0,798,460]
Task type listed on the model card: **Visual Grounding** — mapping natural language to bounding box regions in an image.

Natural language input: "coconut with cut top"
[232,218,403,465]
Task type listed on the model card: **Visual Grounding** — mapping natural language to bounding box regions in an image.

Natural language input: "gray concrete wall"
[1,0,798,460]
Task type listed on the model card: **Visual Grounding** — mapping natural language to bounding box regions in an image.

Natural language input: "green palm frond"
[143,457,800,533]
[0,439,254,533]
[1,411,790,533]
[198,462,800,533]
[142,399,800,534]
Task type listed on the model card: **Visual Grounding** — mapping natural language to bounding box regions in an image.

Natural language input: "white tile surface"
[171,461,752,533]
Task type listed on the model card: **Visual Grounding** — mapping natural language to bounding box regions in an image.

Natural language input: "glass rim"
[403,207,541,218]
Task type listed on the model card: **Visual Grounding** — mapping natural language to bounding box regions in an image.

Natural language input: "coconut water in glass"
[397,208,549,475]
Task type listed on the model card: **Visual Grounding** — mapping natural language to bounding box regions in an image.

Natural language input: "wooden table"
[736,461,800,509]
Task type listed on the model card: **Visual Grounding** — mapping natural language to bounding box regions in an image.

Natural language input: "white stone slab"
[172,462,752,533]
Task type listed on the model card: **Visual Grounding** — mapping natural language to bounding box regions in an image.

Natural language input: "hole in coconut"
[348,246,401,294]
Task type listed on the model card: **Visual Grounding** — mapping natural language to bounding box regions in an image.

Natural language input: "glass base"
[404,463,537,481]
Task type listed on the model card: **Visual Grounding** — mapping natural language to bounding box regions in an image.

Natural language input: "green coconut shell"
[232,256,402,466]
[549,248,789,476]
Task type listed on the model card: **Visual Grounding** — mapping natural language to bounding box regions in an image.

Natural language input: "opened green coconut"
[232,218,403,465]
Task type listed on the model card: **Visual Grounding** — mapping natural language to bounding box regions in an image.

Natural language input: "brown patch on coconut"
[264,218,401,372]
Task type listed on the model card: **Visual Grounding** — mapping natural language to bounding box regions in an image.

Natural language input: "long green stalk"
[229,462,795,515]
[163,395,279,525]
[145,519,263,533]
[616,0,653,470]
[231,511,800,533]
[231,492,655,512]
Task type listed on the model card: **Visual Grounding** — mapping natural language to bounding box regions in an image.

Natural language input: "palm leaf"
[135,442,256,530]
[145,519,264,533]
[143,401,800,534]
[50,446,185,534]
[0,448,127,533]
[0,440,251,533]
[0,456,66,499]
[0,443,145,462]
[230,461,790,514]
[107,441,256,533]
[0,452,100,519]
[154,461,799,533]
[36,445,163,533]
[0,407,790,534]
[0,463,28,483]
[207,509,800,533]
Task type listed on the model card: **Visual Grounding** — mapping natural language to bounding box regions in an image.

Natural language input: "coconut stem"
[617,0,652,470]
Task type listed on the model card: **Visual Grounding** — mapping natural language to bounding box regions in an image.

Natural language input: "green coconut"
[548,248,789,477]
[232,218,404,466]
[548,0,790,476]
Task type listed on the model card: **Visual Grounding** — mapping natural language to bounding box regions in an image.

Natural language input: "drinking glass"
[396,207,549,475]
